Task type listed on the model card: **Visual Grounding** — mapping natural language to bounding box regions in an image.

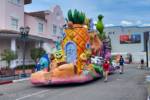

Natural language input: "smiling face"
[55,50,63,59]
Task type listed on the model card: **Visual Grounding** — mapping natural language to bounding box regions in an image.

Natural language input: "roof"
[0,30,53,42]
[24,0,32,4]
[105,25,150,28]
[25,11,48,20]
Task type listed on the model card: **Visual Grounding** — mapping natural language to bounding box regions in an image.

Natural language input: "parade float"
[30,9,113,85]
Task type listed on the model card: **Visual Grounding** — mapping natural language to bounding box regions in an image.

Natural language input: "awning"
[0,30,54,42]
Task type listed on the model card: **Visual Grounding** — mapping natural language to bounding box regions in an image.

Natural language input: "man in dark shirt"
[119,56,124,74]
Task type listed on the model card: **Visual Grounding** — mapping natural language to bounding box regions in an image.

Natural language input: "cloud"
[121,20,133,26]
[25,0,150,26]
[136,20,142,25]
[142,24,150,26]
[105,24,114,27]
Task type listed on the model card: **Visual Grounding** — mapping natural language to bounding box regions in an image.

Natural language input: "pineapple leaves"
[67,9,86,24]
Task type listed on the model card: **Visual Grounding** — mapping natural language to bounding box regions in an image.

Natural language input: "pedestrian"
[119,55,124,74]
[35,58,41,72]
[103,59,110,82]
[140,59,144,69]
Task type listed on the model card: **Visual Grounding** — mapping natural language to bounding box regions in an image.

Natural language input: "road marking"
[16,90,49,100]
[13,78,30,83]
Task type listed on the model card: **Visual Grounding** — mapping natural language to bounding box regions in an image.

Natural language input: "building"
[104,26,150,63]
[0,0,65,68]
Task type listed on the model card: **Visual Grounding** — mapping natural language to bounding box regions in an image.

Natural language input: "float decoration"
[30,10,114,85]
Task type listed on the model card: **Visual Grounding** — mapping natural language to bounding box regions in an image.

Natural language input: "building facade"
[0,0,65,68]
[104,26,150,63]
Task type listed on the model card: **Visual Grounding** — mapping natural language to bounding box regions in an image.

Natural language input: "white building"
[104,26,150,63]
[0,0,65,68]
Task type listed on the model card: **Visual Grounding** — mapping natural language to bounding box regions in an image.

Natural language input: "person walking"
[119,55,124,74]
[103,59,110,82]
[140,59,144,69]
[34,58,41,72]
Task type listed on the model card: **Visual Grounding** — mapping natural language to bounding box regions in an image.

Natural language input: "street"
[0,64,148,100]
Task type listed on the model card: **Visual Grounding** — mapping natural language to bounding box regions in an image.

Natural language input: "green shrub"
[1,49,17,68]
[30,48,46,62]
[15,64,35,70]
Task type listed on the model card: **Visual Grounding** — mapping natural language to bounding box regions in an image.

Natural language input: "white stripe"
[13,78,30,83]
[16,90,49,100]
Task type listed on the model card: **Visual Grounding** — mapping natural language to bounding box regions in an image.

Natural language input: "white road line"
[16,90,49,100]
[13,78,30,83]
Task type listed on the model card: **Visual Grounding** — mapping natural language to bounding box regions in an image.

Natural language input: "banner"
[120,34,141,44]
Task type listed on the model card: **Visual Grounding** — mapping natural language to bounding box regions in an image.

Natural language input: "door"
[65,42,77,63]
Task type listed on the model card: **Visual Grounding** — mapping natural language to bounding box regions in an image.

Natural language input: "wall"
[2,0,24,30]
[45,5,65,40]
[104,26,150,63]
[0,0,6,29]
[24,14,47,37]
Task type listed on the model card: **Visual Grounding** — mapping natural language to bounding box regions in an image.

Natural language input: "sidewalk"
[0,74,30,85]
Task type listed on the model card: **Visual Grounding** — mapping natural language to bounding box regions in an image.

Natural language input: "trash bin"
[146,75,150,100]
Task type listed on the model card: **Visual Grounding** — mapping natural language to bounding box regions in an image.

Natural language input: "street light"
[19,26,30,77]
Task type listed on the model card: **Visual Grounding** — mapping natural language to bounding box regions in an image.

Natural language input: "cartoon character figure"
[54,50,66,66]
[39,54,50,72]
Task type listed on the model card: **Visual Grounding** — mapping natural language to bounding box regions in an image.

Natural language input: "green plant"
[67,9,85,24]
[15,64,35,70]
[1,49,17,68]
[30,48,46,62]
[96,14,105,40]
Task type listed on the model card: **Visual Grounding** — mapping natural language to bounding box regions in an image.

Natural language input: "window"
[108,32,115,35]
[59,27,63,33]
[38,23,44,33]
[53,25,57,34]
[56,12,60,16]
[11,17,18,30]
[9,0,21,5]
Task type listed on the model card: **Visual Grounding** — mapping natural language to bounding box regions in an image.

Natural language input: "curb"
[0,81,13,85]
[0,78,30,85]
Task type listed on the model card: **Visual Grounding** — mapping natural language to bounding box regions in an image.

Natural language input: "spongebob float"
[31,10,107,85]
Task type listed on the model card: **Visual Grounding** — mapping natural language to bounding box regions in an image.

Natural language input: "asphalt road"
[0,64,148,100]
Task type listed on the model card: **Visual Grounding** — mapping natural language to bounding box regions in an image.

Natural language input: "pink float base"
[31,73,101,85]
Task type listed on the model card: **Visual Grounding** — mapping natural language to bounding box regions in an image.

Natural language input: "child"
[103,60,110,82]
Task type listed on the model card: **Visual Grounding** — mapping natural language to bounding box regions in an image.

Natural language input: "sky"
[25,0,150,26]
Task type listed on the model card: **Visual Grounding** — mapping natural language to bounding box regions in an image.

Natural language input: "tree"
[30,48,46,62]
[1,49,17,68]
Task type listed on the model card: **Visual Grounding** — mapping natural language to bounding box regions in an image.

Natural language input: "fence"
[0,59,35,68]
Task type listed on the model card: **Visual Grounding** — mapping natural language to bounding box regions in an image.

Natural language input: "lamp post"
[19,26,30,77]
[144,32,149,68]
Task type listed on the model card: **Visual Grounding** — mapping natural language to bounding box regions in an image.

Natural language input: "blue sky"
[25,0,150,26]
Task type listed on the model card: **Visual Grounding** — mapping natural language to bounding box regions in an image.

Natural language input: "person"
[119,55,124,74]
[140,59,144,69]
[103,59,110,82]
[34,58,41,72]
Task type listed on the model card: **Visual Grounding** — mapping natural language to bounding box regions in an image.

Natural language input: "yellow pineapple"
[62,24,90,74]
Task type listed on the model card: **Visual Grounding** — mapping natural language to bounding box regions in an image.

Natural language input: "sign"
[120,34,141,44]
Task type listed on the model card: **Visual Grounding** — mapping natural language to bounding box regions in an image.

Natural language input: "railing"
[0,61,8,68]
[0,59,35,68]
